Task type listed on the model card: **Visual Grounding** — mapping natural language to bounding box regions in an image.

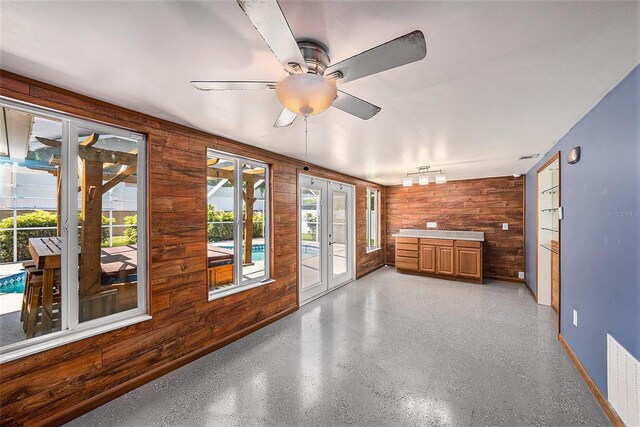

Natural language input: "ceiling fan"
[191,0,427,127]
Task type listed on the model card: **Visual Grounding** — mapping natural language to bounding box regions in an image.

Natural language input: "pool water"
[0,271,26,293]
[220,244,266,262]
[218,244,319,261]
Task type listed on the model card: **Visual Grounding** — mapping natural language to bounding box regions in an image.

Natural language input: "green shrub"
[124,215,138,244]
[207,205,264,243]
[0,210,111,263]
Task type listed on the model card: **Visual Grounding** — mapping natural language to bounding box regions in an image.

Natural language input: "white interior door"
[299,176,354,304]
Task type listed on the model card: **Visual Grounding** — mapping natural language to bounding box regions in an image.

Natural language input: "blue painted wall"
[525,64,640,396]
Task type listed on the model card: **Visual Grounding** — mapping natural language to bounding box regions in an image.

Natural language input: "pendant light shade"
[435,173,447,184]
[276,74,337,115]
[402,177,413,187]
[419,175,429,185]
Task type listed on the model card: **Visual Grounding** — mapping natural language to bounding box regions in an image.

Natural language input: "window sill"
[0,311,152,364]
[366,247,382,254]
[208,278,276,301]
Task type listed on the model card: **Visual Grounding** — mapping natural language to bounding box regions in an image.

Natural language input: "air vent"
[517,154,540,161]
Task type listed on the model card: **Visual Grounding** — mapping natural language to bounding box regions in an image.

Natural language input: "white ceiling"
[1,1,638,185]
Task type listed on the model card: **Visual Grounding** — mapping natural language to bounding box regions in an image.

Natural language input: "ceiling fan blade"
[190,81,276,91]
[236,0,308,74]
[325,30,426,84]
[273,108,297,127]
[332,90,381,120]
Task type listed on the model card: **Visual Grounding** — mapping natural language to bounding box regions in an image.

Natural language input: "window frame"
[0,97,150,364]
[366,188,380,252]
[206,149,272,301]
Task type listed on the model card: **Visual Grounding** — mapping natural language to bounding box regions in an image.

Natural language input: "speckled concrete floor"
[69,267,609,426]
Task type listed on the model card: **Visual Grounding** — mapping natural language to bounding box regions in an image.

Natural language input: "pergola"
[207,159,265,265]
[35,134,137,299]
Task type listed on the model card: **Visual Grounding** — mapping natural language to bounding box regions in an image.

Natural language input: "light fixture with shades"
[435,173,447,184]
[402,166,446,186]
[275,73,337,116]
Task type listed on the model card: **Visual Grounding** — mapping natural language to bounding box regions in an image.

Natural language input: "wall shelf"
[541,185,559,195]
[541,227,559,233]
[540,243,559,254]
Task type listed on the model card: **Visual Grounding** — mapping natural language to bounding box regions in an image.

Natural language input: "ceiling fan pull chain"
[304,114,309,171]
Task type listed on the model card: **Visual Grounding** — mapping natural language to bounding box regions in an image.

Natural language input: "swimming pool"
[218,244,319,261]
[0,271,26,293]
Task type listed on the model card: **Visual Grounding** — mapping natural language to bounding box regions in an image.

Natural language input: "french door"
[299,175,354,304]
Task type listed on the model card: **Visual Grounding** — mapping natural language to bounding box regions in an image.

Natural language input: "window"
[0,99,148,363]
[207,149,271,299]
[366,188,380,251]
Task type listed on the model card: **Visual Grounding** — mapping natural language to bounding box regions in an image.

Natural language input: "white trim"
[298,174,356,304]
[0,312,151,364]
[365,187,380,252]
[205,148,272,295]
[0,97,149,363]
[208,278,275,301]
[300,278,353,307]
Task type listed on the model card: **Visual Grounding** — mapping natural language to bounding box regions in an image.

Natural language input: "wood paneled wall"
[0,71,385,426]
[385,176,525,281]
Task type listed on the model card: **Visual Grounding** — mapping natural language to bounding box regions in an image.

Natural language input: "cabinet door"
[419,245,436,273]
[455,247,481,279]
[437,246,454,275]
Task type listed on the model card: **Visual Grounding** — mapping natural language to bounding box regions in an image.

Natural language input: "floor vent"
[607,333,640,426]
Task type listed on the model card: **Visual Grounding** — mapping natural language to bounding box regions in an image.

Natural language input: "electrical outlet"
[518,272,525,279]
[573,309,578,326]
[502,223,509,230]
[426,222,437,229]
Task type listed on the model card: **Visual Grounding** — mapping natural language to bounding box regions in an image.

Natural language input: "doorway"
[536,153,561,322]
[299,175,355,304]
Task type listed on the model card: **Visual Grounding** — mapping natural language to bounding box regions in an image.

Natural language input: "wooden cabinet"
[395,237,419,271]
[395,237,483,283]
[437,246,454,275]
[454,240,482,281]
[419,245,436,273]
[455,248,481,279]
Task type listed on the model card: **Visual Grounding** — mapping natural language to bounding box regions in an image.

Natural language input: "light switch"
[426,222,437,229]
[502,223,509,230]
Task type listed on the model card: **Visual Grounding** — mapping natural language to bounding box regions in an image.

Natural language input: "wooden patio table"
[28,237,140,332]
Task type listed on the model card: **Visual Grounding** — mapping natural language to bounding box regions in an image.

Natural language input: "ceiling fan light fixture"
[276,74,337,116]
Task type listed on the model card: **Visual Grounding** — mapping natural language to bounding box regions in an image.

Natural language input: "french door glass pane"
[301,186,321,288]
[241,163,266,283]
[77,128,139,322]
[206,152,236,292]
[0,110,64,344]
[332,191,347,277]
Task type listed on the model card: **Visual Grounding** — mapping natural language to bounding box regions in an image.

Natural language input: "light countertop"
[392,229,485,242]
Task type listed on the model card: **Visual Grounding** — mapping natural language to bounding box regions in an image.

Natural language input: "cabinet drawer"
[397,243,418,251]
[455,240,481,248]
[396,256,418,270]
[396,237,418,244]
[419,238,453,246]
[396,249,418,258]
